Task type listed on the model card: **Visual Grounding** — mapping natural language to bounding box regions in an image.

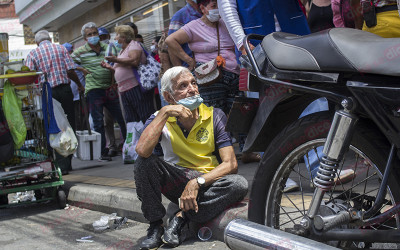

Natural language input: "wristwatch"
[196,176,206,189]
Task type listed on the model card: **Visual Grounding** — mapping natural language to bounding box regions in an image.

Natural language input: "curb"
[64,182,248,242]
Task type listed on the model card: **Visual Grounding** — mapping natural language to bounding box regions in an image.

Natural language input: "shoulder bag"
[133,44,161,92]
[194,23,224,86]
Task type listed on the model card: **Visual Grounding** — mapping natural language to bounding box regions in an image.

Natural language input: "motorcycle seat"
[262,28,400,77]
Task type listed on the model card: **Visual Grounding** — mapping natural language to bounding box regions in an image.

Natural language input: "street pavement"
[61,144,258,244]
[0,202,228,250]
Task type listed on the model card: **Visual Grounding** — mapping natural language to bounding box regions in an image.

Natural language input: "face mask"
[206,8,220,23]
[150,45,156,52]
[192,0,197,3]
[87,36,100,45]
[175,94,203,110]
[102,39,110,44]
[114,41,122,48]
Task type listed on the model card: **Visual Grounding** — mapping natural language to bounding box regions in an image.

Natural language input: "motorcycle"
[230,28,400,248]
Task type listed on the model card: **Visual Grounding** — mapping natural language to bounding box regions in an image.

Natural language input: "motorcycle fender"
[243,85,315,153]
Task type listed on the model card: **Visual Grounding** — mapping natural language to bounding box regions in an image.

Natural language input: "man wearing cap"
[72,22,126,161]
[25,30,84,175]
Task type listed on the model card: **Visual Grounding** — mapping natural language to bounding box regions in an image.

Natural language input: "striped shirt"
[71,42,111,95]
[25,40,75,88]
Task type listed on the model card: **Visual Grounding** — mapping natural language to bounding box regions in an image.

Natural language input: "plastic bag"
[49,99,78,157]
[123,121,144,163]
[2,80,26,149]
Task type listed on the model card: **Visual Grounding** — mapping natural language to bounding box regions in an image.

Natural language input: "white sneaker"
[284,178,300,193]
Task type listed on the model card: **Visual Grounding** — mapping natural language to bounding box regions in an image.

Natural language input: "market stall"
[0,66,66,208]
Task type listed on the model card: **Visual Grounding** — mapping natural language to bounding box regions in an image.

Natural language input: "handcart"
[0,71,66,209]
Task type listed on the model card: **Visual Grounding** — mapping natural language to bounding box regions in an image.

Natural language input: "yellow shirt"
[161,104,220,173]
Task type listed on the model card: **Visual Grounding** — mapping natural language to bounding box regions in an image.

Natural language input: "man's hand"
[78,85,85,93]
[180,179,200,213]
[240,42,255,55]
[105,56,117,63]
[187,58,196,71]
[79,67,91,76]
[163,104,193,119]
[101,61,113,70]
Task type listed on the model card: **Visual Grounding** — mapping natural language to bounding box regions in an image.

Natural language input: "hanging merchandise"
[2,80,26,149]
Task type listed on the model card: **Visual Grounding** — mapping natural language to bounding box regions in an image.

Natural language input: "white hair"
[161,66,191,95]
[81,22,97,37]
[35,30,51,44]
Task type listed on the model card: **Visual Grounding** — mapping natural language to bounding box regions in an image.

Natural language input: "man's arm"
[179,146,238,213]
[105,49,142,67]
[67,69,84,93]
[218,0,246,52]
[136,105,193,158]
[165,29,196,70]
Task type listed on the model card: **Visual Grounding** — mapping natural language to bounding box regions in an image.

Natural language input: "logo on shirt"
[196,128,209,142]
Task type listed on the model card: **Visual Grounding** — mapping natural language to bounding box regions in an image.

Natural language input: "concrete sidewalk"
[63,147,259,242]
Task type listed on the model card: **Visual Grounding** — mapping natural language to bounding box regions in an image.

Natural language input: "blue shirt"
[168,2,202,64]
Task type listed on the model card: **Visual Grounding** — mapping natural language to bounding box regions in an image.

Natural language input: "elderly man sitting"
[135,66,248,249]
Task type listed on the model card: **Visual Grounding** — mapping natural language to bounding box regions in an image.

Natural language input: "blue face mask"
[176,94,203,110]
[114,41,122,48]
[87,36,100,45]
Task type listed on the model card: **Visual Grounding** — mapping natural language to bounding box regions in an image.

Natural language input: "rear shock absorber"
[314,106,358,190]
[305,99,359,220]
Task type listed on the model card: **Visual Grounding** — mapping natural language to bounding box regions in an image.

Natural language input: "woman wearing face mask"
[101,25,155,124]
[166,0,239,115]
[166,0,261,163]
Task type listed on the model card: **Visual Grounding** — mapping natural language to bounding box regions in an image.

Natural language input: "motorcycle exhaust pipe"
[224,219,338,250]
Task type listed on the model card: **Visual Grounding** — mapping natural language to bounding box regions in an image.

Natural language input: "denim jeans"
[87,88,127,156]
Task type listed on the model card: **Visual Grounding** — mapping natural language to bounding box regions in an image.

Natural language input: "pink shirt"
[182,19,239,75]
[114,41,146,92]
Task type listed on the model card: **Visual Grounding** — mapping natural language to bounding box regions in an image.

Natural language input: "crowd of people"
[24,0,400,249]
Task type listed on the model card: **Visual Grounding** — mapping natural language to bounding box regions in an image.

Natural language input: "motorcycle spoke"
[296,160,307,215]
[276,202,297,226]
[370,200,397,230]
[326,173,378,204]
[278,210,309,216]
[305,151,316,189]
[282,192,305,216]
[361,159,372,211]
[330,153,350,201]
[346,153,358,205]
[279,214,304,227]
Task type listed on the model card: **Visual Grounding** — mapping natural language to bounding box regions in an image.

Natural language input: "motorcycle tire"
[248,111,400,247]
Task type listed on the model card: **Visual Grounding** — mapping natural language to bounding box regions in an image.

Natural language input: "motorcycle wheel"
[248,112,400,248]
